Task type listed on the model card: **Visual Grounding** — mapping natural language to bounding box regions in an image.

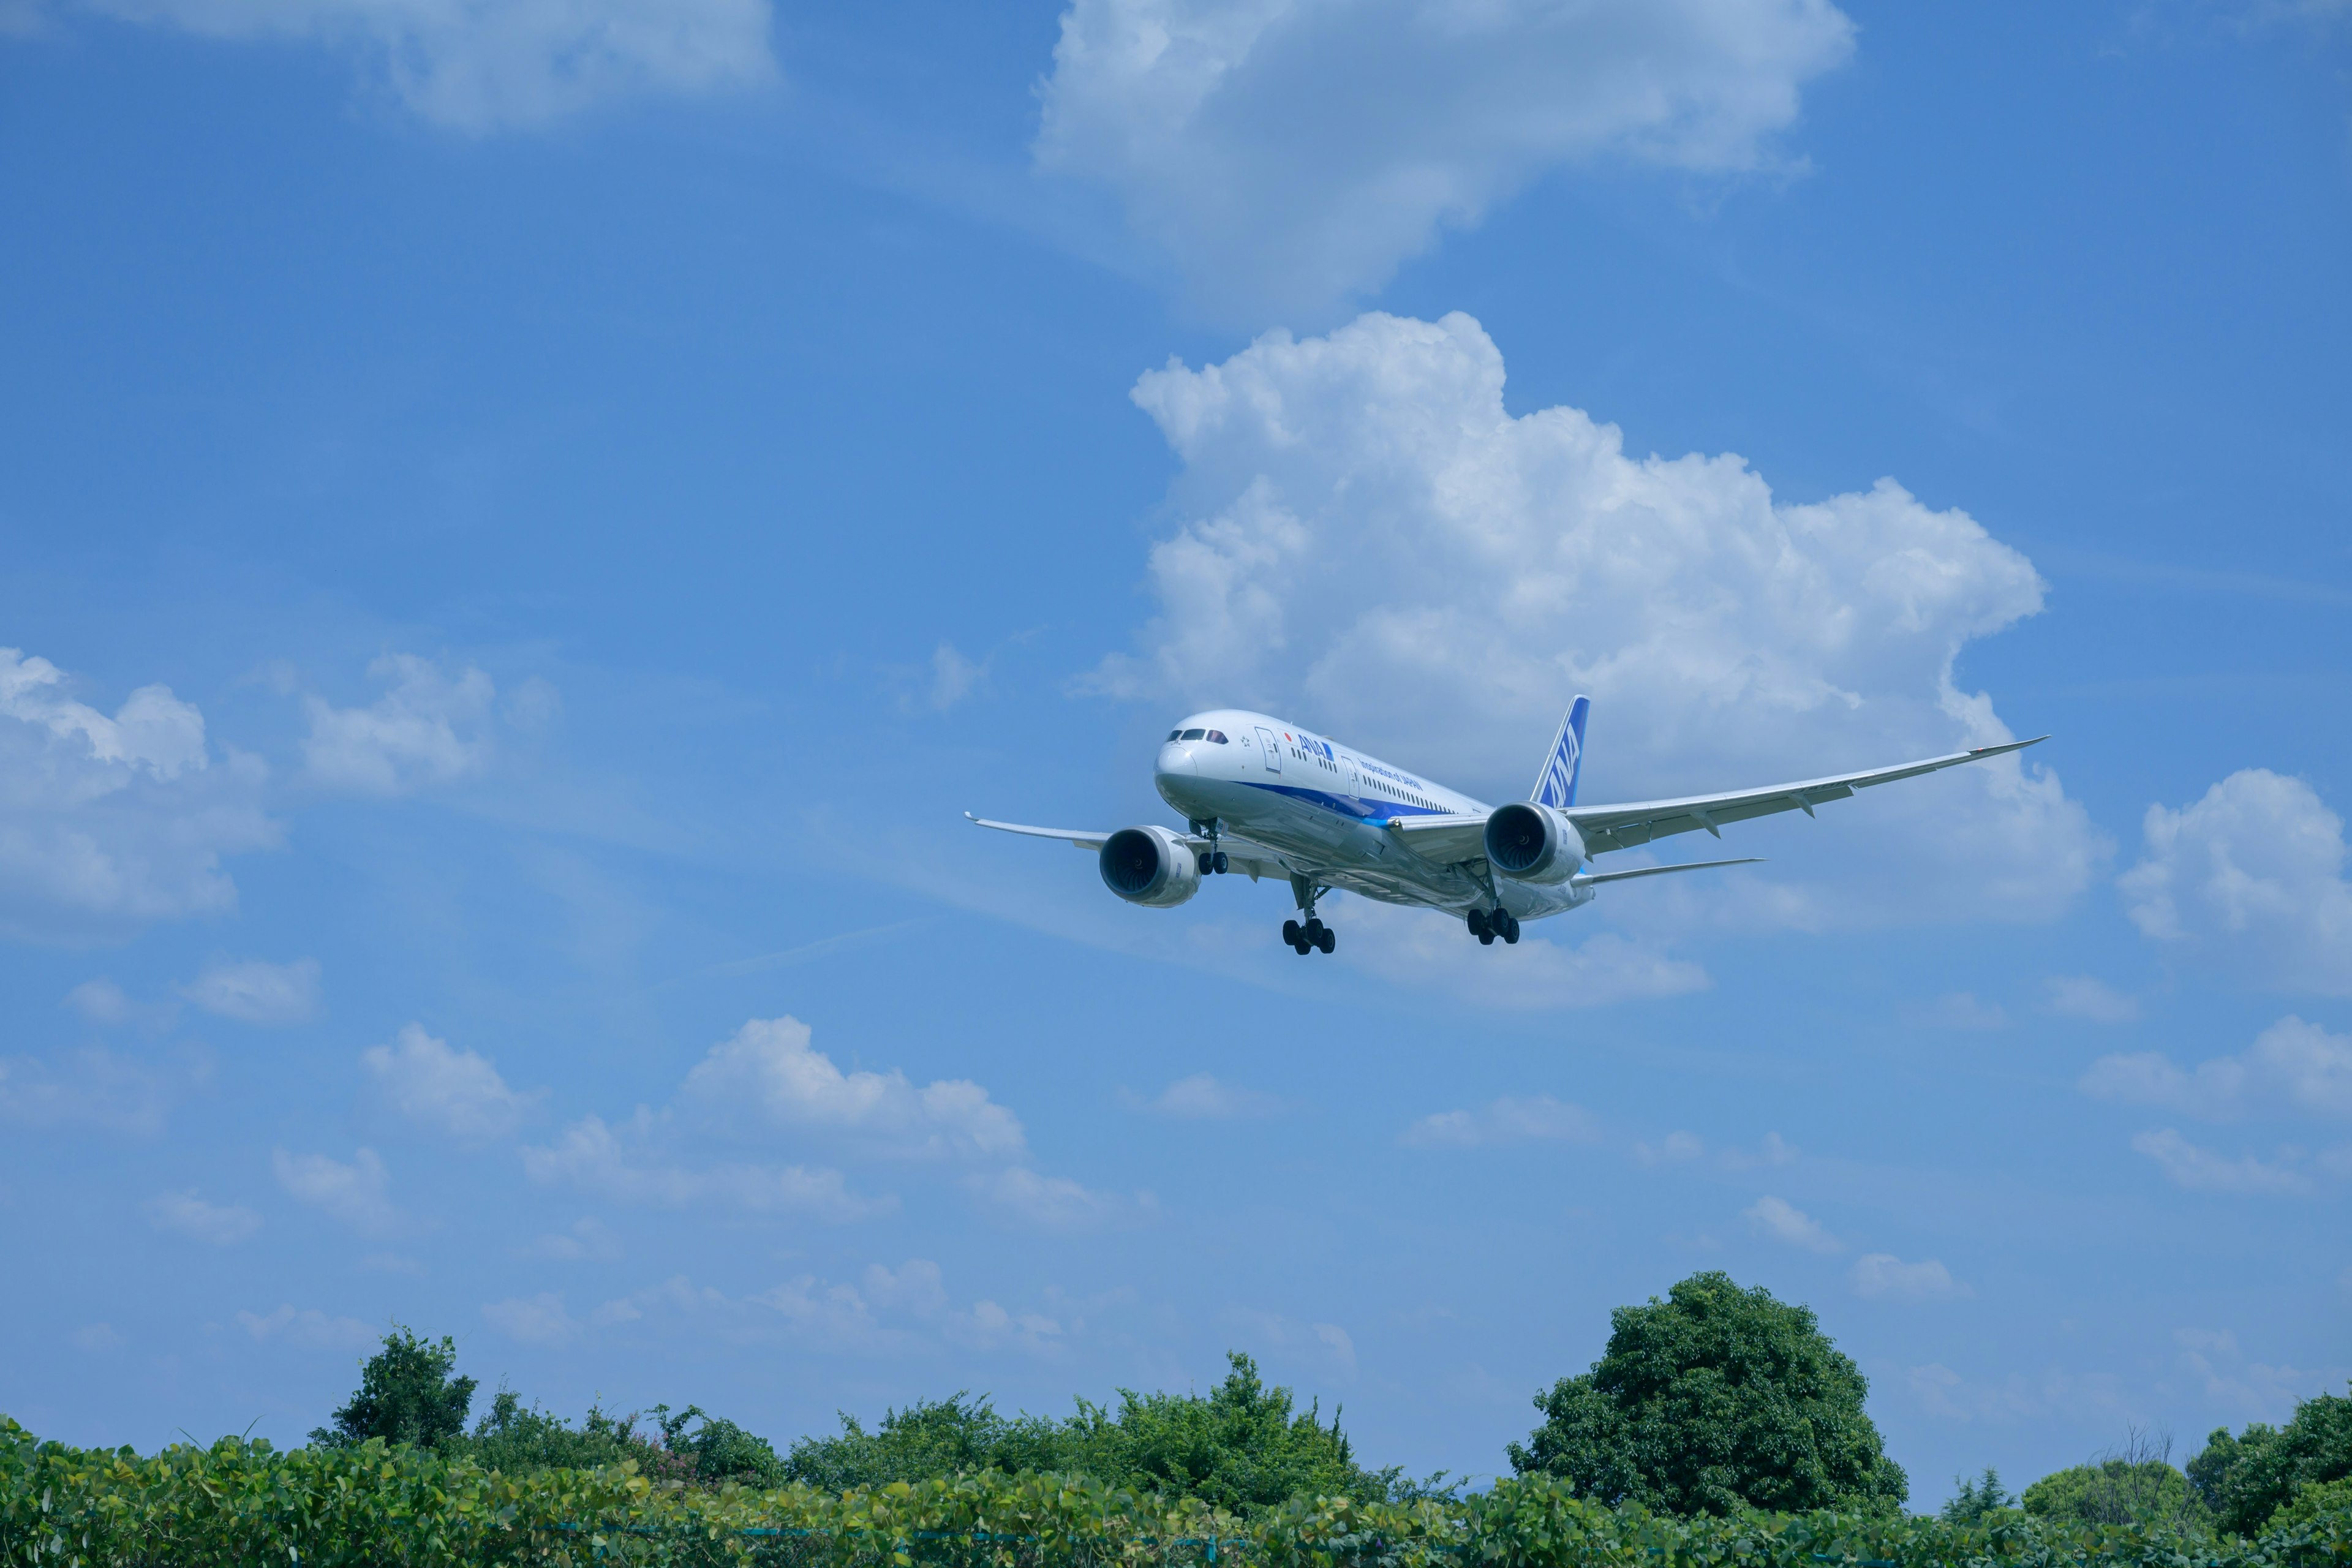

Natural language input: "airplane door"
[1256,727,1281,772]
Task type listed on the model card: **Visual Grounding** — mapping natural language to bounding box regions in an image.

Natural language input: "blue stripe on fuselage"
[1235,779,1457,825]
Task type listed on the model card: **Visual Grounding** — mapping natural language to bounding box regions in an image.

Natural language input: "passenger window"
[1181,728,1206,741]
[1206,730,1227,743]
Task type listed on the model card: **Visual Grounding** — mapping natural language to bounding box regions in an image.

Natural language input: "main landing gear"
[1284,873,1335,956]
[1468,907,1520,946]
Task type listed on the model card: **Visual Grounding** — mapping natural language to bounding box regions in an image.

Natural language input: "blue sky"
[1,0,2348,1508]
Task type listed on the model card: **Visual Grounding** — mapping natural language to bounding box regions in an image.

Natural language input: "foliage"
[309,1324,478,1450]
[2275,1480,2352,1534]
[10,1411,2352,1568]
[457,1387,674,1478]
[1504,1271,1909,1516]
[2024,1461,2201,1529]
[2193,1386,2352,1539]
[1942,1466,2017,1525]
[786,1356,1395,1515]
[660,1406,791,1489]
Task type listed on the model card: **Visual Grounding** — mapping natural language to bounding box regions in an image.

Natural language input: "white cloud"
[677,1016,1025,1159]
[1633,1129,1706,1166]
[2120,769,2352,994]
[363,1022,535,1139]
[929,643,987,711]
[64,978,156,1028]
[2084,1017,2352,1121]
[236,1303,375,1350]
[1314,1321,1357,1374]
[301,654,499,796]
[521,1113,891,1221]
[273,1147,402,1234]
[967,1165,1131,1231]
[1903,1361,2127,1425]
[1744,1194,1841,1252]
[0,1046,170,1134]
[2128,1128,2310,1196]
[0,646,276,938]
[1850,1253,1966,1301]
[1918,992,2008,1030]
[2176,1327,2328,1420]
[521,1216,621,1261]
[483,1292,581,1348]
[1401,1092,1599,1149]
[145,1189,262,1245]
[82,0,774,132]
[182,957,320,1025]
[1092,313,2098,932]
[1141,1072,1280,1118]
[2046,974,2140,1023]
[1036,0,1855,318]
[1333,899,1710,1008]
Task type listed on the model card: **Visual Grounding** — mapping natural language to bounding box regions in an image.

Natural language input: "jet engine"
[1098,826,1202,907]
[1483,802,1585,884]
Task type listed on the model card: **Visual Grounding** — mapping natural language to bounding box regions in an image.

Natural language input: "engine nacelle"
[1098,826,1202,908]
[1483,802,1585,884]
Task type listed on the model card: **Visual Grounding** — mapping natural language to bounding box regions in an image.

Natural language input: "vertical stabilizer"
[1531,696,1590,809]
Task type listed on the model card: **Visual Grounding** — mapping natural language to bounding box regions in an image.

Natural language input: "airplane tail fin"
[1531,695,1589,809]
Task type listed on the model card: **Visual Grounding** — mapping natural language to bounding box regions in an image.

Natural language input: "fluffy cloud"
[1093,313,2098,930]
[1401,1093,1599,1149]
[80,0,774,132]
[144,1189,262,1245]
[0,647,276,938]
[0,1046,172,1134]
[1139,1072,1280,1118]
[182,957,319,1025]
[966,1166,1130,1231]
[1744,1194,1840,1252]
[1036,0,1854,317]
[2120,770,2352,995]
[301,654,505,795]
[678,1016,1025,1159]
[273,1147,403,1233]
[483,1292,581,1348]
[2128,1129,2310,1197]
[236,1303,375,1349]
[1850,1253,1966,1301]
[363,1023,535,1140]
[2045,974,2139,1024]
[2082,1017,2352,1122]
[520,1113,891,1222]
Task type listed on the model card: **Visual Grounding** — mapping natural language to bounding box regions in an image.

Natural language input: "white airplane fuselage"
[1151,708,1593,921]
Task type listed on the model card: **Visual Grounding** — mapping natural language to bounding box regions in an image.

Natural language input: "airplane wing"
[964,814,1289,882]
[1387,736,2045,864]
[1564,736,2046,853]
[1572,856,1762,886]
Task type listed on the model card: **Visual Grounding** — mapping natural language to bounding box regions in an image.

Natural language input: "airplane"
[969,697,2046,957]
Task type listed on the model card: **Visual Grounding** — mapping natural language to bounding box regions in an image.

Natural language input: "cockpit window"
[1166,729,1182,742]
[1205,729,1228,743]
[1180,728,1207,741]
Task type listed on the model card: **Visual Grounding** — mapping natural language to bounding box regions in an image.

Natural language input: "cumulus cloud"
[2128,1129,2310,1196]
[929,644,987,712]
[521,1113,891,1222]
[2083,1017,2352,1122]
[363,1022,535,1140]
[2046,974,2140,1023]
[144,1189,262,1245]
[967,1166,1130,1231]
[0,1046,171,1134]
[80,0,774,132]
[1139,1072,1280,1118]
[1036,0,1855,317]
[301,654,504,795]
[1850,1253,1966,1300]
[182,957,320,1025]
[0,646,276,937]
[236,1303,375,1349]
[1744,1194,1841,1252]
[678,1016,1025,1158]
[1401,1092,1599,1149]
[1091,313,2098,931]
[273,1147,402,1234]
[483,1292,581,1348]
[2120,770,2352,994]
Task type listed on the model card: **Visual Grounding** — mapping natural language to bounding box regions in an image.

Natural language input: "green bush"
[2194,1386,2352,1539]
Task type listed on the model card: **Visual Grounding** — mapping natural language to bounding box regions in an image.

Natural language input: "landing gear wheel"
[1501,913,1521,944]
[1212,851,1229,874]
[1478,929,1496,946]
[1466,908,1490,939]
[1197,851,1213,874]
[1282,919,1301,946]
[1316,926,1335,955]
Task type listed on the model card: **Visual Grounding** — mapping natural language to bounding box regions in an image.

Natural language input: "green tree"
[655,1404,788,1487]
[1506,1271,1909,1516]
[2190,1383,2352,1537]
[309,1324,477,1449]
[457,1387,665,1474]
[2021,1430,2202,1530]
[785,1394,1068,1491]
[1940,1466,2015,1524]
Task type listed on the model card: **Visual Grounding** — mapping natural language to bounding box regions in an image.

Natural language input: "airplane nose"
[1156,742,1197,777]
